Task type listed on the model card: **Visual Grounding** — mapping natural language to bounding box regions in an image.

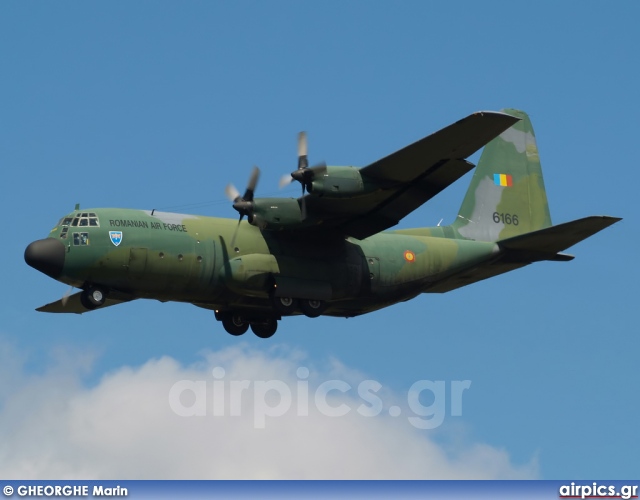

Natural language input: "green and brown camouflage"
[24,110,621,338]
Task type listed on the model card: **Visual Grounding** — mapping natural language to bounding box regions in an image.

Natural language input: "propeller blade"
[309,161,327,175]
[301,194,307,220]
[61,286,73,306]
[279,174,293,189]
[230,215,243,249]
[226,167,261,245]
[298,131,308,170]
[243,166,260,201]
[225,184,241,202]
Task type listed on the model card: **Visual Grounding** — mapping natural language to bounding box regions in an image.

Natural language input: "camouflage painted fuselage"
[47,208,498,318]
[26,109,620,334]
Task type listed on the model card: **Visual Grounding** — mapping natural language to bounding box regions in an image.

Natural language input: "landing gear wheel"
[300,299,325,318]
[81,287,107,310]
[271,295,297,315]
[251,318,278,339]
[222,314,249,336]
[80,293,96,310]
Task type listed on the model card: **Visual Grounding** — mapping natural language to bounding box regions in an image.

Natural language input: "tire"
[222,314,249,336]
[251,318,278,339]
[300,299,325,318]
[80,292,97,310]
[271,295,297,315]
[81,287,106,309]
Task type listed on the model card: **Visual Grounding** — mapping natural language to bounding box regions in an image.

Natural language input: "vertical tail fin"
[451,109,552,241]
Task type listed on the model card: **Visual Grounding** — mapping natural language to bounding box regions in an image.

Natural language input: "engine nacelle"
[308,166,365,198]
[248,198,303,230]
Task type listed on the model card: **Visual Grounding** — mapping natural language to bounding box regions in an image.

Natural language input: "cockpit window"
[59,213,99,239]
[69,213,99,228]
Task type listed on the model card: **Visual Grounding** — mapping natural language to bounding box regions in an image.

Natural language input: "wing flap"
[36,291,133,314]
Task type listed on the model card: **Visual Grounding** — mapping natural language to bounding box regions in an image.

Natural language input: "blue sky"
[1,2,638,479]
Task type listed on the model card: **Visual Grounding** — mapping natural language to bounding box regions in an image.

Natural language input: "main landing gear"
[217,312,278,339]
[271,294,326,318]
[221,314,249,336]
[216,296,327,339]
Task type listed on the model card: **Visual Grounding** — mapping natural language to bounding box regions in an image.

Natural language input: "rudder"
[451,109,552,241]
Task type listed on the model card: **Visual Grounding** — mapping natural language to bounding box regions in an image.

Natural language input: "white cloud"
[0,342,537,479]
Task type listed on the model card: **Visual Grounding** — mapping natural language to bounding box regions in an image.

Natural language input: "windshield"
[57,212,100,240]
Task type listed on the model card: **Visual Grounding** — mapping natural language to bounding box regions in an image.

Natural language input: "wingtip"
[590,215,623,223]
[472,111,522,127]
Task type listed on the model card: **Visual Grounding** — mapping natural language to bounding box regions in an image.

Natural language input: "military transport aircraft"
[24,109,621,338]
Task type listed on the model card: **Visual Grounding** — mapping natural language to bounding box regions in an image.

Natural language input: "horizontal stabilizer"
[36,291,133,314]
[425,216,620,294]
[498,216,622,259]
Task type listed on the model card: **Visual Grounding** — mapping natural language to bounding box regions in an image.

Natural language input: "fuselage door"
[129,247,148,280]
[365,256,380,293]
[191,237,217,293]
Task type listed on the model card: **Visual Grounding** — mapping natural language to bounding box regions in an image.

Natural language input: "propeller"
[279,131,326,219]
[225,166,260,248]
[61,285,74,307]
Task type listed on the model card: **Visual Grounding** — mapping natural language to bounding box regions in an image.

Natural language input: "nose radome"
[24,238,65,279]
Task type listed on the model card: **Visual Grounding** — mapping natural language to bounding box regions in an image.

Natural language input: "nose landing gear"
[80,286,107,310]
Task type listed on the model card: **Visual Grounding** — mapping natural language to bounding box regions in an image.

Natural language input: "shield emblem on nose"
[109,231,123,246]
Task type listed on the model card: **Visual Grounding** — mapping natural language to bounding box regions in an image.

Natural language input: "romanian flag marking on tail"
[493,173,513,187]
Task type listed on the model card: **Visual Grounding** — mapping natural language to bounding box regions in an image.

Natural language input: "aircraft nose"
[24,238,65,279]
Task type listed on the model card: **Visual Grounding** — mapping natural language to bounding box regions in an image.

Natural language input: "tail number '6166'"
[493,212,519,225]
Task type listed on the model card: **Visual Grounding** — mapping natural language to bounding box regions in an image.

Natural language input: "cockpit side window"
[73,232,90,246]
[60,215,73,239]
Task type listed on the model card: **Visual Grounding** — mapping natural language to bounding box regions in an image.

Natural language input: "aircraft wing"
[36,291,134,314]
[302,111,520,239]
